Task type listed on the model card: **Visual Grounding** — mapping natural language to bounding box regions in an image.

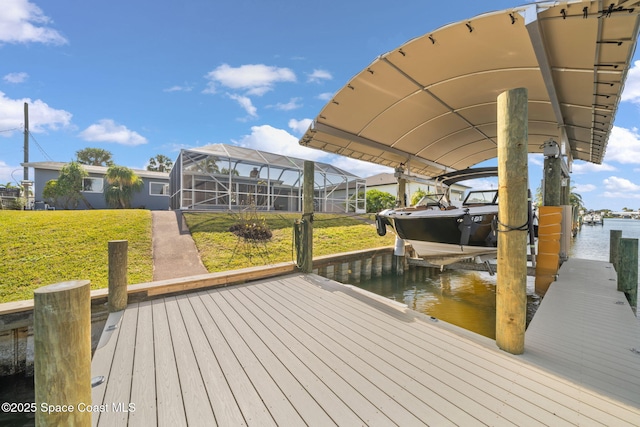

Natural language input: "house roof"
[22,162,169,180]
[299,1,640,178]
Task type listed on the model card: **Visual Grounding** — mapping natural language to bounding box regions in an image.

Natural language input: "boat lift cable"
[493,190,535,233]
[494,218,530,232]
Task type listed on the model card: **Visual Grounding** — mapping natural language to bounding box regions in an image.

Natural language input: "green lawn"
[0,210,153,303]
[183,212,396,272]
[0,210,395,303]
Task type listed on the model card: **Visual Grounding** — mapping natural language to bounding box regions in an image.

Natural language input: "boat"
[375,167,504,266]
[592,213,603,225]
[583,213,594,225]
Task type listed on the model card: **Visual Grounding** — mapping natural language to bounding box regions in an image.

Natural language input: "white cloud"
[232,124,393,178]
[273,97,302,111]
[3,72,29,83]
[601,176,640,202]
[307,69,332,83]
[571,160,616,174]
[163,84,193,93]
[288,118,312,135]
[233,124,323,160]
[317,92,333,101]
[603,176,640,192]
[330,156,393,178]
[0,160,21,185]
[78,119,147,146]
[228,94,257,118]
[0,0,67,45]
[0,91,72,136]
[573,183,596,193]
[603,126,640,164]
[204,64,296,96]
[603,190,640,200]
[621,60,640,103]
[528,153,544,167]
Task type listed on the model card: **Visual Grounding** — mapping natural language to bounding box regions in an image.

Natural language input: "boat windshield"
[414,193,447,207]
[463,190,498,206]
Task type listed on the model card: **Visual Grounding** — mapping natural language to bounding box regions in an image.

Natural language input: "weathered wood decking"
[91,260,640,426]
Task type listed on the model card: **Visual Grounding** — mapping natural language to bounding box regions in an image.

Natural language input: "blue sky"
[2,0,640,211]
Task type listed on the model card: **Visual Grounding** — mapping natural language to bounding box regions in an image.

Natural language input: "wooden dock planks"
[91,268,640,426]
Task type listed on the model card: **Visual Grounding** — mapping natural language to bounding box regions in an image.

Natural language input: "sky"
[2,0,640,212]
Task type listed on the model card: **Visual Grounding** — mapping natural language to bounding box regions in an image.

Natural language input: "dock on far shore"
[89,257,640,426]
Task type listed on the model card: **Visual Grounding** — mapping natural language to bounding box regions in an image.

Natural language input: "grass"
[184,212,396,272]
[0,210,395,304]
[0,210,153,303]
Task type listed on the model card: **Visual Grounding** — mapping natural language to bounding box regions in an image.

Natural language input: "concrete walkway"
[151,211,208,281]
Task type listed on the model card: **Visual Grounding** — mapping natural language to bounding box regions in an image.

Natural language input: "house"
[365,172,470,206]
[23,162,169,210]
[169,144,365,212]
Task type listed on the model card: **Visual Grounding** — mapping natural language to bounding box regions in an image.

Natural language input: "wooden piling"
[394,236,405,275]
[349,259,362,283]
[301,161,314,273]
[362,258,372,280]
[372,255,383,277]
[324,264,335,280]
[338,262,350,283]
[609,230,622,274]
[108,240,128,312]
[382,253,393,274]
[496,87,528,355]
[543,155,562,206]
[34,280,91,426]
[618,238,638,313]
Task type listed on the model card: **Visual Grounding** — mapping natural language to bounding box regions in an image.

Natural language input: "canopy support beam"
[311,121,454,173]
[523,4,573,171]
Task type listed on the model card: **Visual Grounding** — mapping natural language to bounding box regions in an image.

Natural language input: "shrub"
[366,189,396,213]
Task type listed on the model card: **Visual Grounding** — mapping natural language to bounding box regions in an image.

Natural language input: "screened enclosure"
[169,144,366,212]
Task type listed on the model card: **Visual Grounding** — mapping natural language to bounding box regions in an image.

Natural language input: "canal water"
[1,218,638,426]
[355,217,640,341]
[355,265,536,340]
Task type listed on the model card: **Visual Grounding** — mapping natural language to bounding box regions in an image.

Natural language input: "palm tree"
[104,165,143,208]
[569,186,584,210]
[147,154,173,172]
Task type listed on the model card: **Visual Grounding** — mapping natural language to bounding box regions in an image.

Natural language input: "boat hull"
[378,207,498,265]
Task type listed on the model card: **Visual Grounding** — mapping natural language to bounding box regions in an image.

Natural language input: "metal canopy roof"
[188,143,359,177]
[299,0,640,178]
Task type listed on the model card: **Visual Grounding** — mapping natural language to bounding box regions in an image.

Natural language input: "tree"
[197,158,220,174]
[410,188,428,206]
[221,167,239,176]
[147,154,173,172]
[51,162,93,209]
[42,179,59,205]
[366,189,396,213]
[569,187,584,210]
[76,148,114,166]
[104,165,143,208]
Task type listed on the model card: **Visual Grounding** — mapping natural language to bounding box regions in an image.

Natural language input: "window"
[150,182,168,196]
[82,177,103,193]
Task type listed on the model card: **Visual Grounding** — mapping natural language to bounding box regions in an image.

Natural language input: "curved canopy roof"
[299,0,640,177]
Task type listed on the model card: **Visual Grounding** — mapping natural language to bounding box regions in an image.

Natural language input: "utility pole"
[23,102,29,180]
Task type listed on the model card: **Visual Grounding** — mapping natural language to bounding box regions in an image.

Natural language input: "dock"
[91,258,640,426]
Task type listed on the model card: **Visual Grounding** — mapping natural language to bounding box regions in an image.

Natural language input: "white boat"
[593,213,603,225]
[376,168,504,266]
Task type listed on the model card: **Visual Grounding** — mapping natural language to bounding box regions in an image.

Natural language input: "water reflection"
[357,269,500,339]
